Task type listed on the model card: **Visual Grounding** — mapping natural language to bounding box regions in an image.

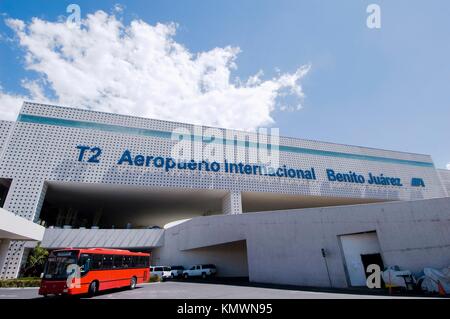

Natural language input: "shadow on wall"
[154,240,249,277]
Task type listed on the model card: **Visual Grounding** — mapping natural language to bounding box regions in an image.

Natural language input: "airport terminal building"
[1,102,450,287]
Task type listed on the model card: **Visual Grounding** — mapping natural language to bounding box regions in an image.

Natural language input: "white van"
[150,266,171,281]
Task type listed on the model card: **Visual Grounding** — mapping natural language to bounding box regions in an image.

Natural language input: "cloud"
[446,163,450,170]
[1,10,310,130]
[113,3,125,13]
[0,86,28,121]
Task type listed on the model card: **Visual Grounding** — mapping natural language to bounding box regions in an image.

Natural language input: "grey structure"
[41,228,164,249]
[152,197,450,286]
[1,101,449,286]
[438,169,450,196]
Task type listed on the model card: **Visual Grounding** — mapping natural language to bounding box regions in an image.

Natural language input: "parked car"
[183,264,217,279]
[150,266,171,281]
[170,265,185,278]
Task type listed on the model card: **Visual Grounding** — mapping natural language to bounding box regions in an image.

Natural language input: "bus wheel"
[88,281,98,297]
[130,277,137,290]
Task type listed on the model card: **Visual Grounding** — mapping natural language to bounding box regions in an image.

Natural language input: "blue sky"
[0,0,449,168]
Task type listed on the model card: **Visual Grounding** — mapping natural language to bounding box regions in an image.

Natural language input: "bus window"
[123,256,131,268]
[43,251,77,280]
[92,254,103,270]
[113,255,123,269]
[103,255,113,269]
[78,254,91,274]
[132,256,139,268]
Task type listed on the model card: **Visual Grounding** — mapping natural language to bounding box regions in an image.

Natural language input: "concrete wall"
[153,240,248,277]
[0,208,45,241]
[437,169,450,196]
[154,197,450,288]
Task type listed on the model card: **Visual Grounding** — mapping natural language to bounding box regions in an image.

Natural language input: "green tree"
[22,243,49,277]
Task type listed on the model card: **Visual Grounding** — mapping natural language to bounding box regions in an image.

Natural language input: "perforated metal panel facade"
[0,120,13,156]
[0,101,447,278]
[437,169,450,196]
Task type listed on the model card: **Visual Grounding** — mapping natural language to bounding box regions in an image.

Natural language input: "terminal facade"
[0,102,449,287]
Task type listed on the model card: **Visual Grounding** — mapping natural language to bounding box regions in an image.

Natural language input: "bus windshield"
[43,251,78,280]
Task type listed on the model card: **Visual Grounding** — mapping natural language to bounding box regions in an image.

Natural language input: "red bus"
[39,248,150,297]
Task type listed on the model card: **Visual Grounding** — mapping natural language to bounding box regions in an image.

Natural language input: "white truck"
[150,266,171,281]
[170,265,185,278]
[182,264,217,279]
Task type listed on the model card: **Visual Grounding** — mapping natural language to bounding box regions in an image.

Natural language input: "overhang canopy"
[0,208,45,241]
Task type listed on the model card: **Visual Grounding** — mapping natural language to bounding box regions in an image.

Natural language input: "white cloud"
[113,3,125,13]
[1,11,310,130]
[446,163,450,170]
[0,87,28,121]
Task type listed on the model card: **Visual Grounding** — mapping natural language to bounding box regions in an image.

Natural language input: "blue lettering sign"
[411,178,425,187]
[77,147,425,189]
[76,145,101,163]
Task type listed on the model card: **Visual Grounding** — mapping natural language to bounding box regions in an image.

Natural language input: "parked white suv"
[150,266,171,281]
[183,264,217,279]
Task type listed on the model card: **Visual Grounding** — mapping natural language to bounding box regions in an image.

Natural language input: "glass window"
[136,256,146,268]
[77,254,91,274]
[43,251,77,280]
[113,255,123,269]
[123,256,131,268]
[102,255,113,269]
[92,254,103,270]
[132,256,139,268]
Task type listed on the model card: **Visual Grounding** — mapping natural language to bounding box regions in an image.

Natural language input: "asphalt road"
[0,281,416,299]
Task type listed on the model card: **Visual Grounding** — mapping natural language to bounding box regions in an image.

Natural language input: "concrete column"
[0,239,11,278]
[222,191,242,215]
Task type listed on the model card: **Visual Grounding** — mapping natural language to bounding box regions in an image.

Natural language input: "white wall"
[0,208,45,241]
[437,169,450,196]
[156,197,450,288]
